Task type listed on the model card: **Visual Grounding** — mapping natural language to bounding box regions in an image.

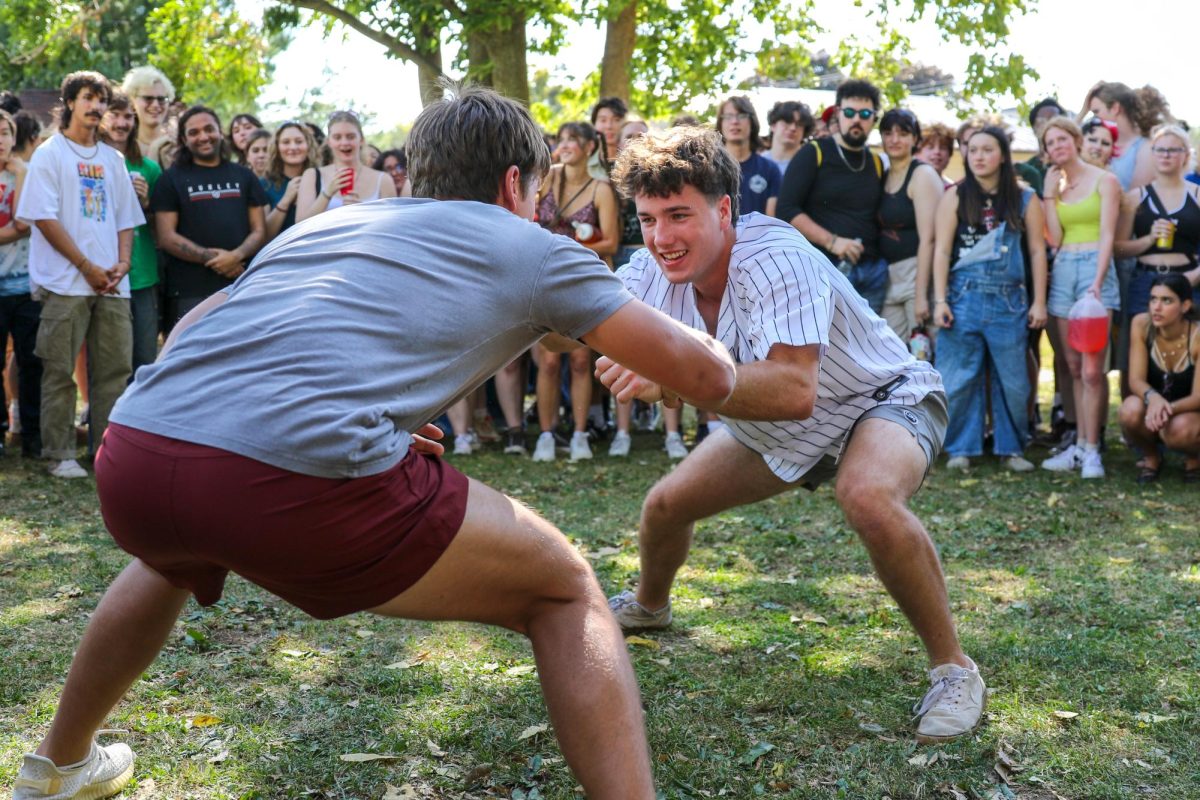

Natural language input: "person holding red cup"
[296,110,395,221]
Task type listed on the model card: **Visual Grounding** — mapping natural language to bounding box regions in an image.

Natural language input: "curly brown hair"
[611,126,742,219]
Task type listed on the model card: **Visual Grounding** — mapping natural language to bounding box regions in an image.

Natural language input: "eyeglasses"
[1152,147,1187,156]
[138,95,168,107]
[842,108,876,120]
[720,113,751,122]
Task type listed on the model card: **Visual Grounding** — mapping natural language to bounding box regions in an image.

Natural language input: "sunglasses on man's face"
[139,95,169,106]
[841,108,876,120]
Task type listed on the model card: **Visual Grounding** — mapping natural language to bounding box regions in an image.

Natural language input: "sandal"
[1184,464,1200,484]
[1137,463,1162,484]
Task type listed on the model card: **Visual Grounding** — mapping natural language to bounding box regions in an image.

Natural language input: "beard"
[842,126,868,147]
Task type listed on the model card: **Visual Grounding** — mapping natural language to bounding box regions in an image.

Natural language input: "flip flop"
[1137,463,1162,485]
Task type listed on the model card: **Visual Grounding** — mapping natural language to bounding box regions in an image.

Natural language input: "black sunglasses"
[841,108,876,120]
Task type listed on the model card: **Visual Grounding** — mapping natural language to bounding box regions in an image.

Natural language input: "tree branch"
[283,0,449,80]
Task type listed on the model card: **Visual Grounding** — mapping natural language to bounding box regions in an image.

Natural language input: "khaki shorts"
[795,391,947,491]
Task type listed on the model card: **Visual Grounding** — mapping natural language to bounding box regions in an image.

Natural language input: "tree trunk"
[599,0,636,104]
[416,24,443,106]
[466,31,491,87]
[475,11,528,105]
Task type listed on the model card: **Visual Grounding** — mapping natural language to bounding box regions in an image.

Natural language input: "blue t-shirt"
[738,152,781,216]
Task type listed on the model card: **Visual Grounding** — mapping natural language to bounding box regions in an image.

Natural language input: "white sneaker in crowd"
[453,434,474,456]
[1041,443,1081,472]
[913,658,987,743]
[1002,455,1035,472]
[14,737,134,800]
[664,431,688,459]
[569,431,593,462]
[532,431,556,462]
[1080,448,1105,479]
[48,459,87,479]
[608,430,631,457]
[946,455,970,471]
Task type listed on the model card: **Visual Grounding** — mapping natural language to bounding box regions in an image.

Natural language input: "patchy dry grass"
[1,421,1198,799]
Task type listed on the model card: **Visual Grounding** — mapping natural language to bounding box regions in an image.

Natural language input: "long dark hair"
[174,105,230,168]
[958,126,1024,230]
[716,95,761,153]
[228,112,264,161]
[100,91,143,166]
[1149,274,1199,321]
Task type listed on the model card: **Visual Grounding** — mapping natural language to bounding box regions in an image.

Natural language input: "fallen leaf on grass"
[207,750,229,764]
[790,613,828,625]
[625,636,660,650]
[517,724,548,741]
[587,546,622,559]
[937,784,969,800]
[355,629,375,638]
[698,597,715,609]
[382,785,418,799]
[426,739,446,758]
[739,741,775,764]
[339,753,402,763]
[1052,710,1079,720]
[1047,492,1061,508]
[858,722,885,734]
[909,751,943,767]
[52,585,83,599]
[463,765,493,786]
[958,479,978,488]
[384,652,431,670]
[506,665,536,676]
[189,714,222,728]
[1132,712,1177,724]
[279,649,310,658]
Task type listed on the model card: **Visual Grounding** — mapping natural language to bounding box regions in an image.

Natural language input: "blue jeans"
[849,257,888,314]
[130,285,160,379]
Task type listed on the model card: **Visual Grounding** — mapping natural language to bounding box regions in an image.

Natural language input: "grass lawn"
[1,421,1197,799]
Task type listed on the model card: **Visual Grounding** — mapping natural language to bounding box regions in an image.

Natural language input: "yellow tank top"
[1057,183,1102,245]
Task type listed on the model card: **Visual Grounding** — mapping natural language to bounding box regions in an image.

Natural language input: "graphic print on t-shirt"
[78,162,108,222]
[187,181,243,202]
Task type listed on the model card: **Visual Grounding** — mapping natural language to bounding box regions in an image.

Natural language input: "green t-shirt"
[126,156,162,291]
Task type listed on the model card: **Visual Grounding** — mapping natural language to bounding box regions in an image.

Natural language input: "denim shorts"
[1048,248,1121,317]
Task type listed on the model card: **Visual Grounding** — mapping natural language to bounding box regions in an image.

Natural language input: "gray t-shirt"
[111,197,632,477]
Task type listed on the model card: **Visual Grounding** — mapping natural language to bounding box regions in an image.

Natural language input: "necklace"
[61,133,99,160]
[834,139,867,173]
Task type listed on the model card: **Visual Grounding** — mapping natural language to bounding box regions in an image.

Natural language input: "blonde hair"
[1151,123,1189,146]
[121,65,176,103]
[1039,115,1083,150]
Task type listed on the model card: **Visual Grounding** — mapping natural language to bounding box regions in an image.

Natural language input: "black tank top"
[1133,184,1200,262]
[877,160,921,263]
[1146,320,1196,402]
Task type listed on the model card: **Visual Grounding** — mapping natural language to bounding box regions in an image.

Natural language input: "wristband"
[829,235,838,250]
[1143,388,1158,406]
[935,299,947,305]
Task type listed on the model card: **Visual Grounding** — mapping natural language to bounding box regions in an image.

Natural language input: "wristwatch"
[1143,388,1157,405]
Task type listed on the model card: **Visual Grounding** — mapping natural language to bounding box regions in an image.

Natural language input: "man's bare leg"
[36,560,190,765]
[369,477,654,800]
[632,429,792,610]
[834,418,968,669]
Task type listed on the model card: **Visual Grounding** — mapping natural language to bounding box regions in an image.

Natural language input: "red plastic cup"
[339,167,355,196]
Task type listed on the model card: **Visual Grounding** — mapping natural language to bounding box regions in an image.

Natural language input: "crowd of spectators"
[1,67,1198,484]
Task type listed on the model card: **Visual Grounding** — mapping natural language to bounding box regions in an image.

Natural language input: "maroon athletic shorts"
[95,423,470,619]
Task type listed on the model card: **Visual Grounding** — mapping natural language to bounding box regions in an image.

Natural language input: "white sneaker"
[946,456,970,470]
[608,430,631,457]
[664,432,688,459]
[569,431,593,461]
[1041,444,1081,472]
[1080,448,1105,479]
[1002,455,1035,472]
[49,459,87,479]
[8,401,19,434]
[914,659,987,743]
[453,434,474,456]
[14,738,134,800]
[532,431,556,462]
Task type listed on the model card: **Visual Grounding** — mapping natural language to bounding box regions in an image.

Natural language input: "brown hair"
[100,90,143,165]
[266,122,318,185]
[0,109,14,141]
[406,82,550,203]
[1091,82,1171,138]
[919,122,955,151]
[611,126,742,219]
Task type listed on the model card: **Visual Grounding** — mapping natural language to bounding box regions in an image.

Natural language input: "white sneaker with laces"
[608,589,672,631]
[1080,448,1105,479]
[913,659,987,743]
[14,737,134,800]
[608,430,631,457]
[569,431,593,461]
[532,431,555,462]
[946,456,970,471]
[1041,443,1081,472]
[1003,455,1035,472]
[453,434,474,456]
[664,432,688,459]
[49,459,87,479]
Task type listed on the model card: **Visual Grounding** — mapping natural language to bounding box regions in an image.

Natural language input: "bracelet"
[829,235,838,250]
[935,299,947,305]
[1143,388,1158,406]
[74,255,89,270]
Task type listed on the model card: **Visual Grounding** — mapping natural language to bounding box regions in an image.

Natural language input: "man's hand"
[80,261,113,294]
[205,248,244,279]
[410,423,445,456]
[595,356,681,407]
[131,173,150,208]
[829,236,863,264]
[103,261,130,294]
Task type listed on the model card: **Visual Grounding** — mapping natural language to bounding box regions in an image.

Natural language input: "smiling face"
[328,120,362,165]
[69,87,108,133]
[134,81,169,129]
[918,139,951,173]
[635,183,733,291]
[882,125,916,160]
[555,130,593,166]
[594,107,623,151]
[103,106,136,145]
[183,112,222,164]
[276,125,309,168]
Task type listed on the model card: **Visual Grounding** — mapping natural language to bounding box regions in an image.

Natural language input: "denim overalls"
[938,191,1033,458]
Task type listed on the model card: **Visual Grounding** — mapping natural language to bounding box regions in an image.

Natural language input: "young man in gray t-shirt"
[13,88,736,800]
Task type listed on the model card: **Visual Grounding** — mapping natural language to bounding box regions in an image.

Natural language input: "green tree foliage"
[0,0,275,118]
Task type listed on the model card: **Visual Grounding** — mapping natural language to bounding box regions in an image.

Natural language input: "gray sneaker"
[14,737,134,800]
[608,590,672,631]
[913,659,987,743]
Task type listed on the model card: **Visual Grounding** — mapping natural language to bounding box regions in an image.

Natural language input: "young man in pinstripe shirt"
[599,127,986,743]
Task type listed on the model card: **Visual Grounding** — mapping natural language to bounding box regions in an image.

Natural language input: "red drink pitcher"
[1067,294,1109,353]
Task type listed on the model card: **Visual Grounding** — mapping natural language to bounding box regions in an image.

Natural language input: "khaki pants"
[881,256,919,341]
[34,293,132,460]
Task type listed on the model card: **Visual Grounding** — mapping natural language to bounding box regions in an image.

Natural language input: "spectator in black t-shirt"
[151,105,267,327]
[777,78,888,312]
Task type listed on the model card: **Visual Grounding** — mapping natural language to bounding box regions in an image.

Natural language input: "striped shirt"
[617,212,943,481]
